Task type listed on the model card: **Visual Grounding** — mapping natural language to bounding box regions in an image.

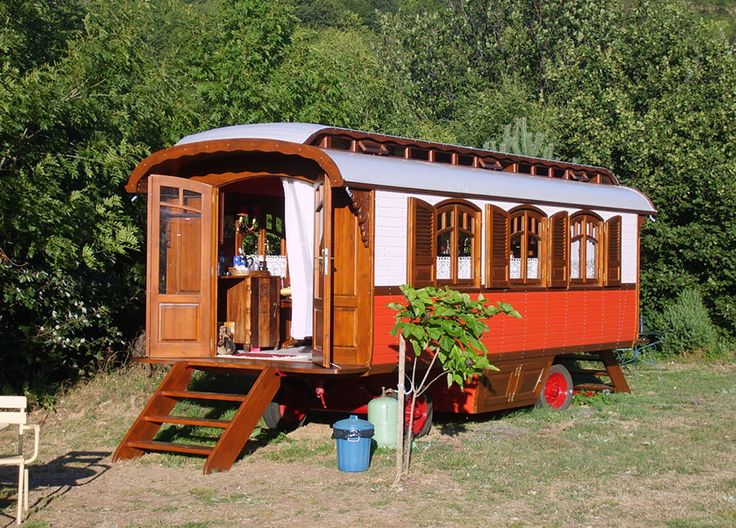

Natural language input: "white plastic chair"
[0,396,40,524]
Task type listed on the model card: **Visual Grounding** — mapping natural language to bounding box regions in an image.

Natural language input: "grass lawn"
[2,360,735,527]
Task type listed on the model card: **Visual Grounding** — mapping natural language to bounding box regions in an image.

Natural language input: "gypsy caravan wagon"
[113,123,656,472]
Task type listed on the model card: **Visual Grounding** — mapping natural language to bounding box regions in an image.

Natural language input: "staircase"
[558,350,631,393]
[113,361,281,474]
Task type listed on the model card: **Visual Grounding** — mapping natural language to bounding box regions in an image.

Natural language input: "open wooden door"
[147,175,214,358]
[312,177,333,368]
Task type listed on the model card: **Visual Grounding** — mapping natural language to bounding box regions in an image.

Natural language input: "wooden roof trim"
[125,139,344,193]
[306,128,618,185]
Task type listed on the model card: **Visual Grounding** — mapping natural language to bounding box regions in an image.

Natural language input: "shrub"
[653,288,721,357]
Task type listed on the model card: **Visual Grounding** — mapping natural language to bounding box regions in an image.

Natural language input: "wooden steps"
[158,390,248,402]
[113,362,281,473]
[143,415,230,428]
[126,440,213,456]
[558,350,630,394]
[574,382,616,392]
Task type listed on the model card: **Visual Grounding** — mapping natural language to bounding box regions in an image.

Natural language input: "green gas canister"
[367,388,398,448]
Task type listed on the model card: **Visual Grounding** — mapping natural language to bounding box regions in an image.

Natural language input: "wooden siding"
[374,190,640,287]
[372,288,639,366]
[374,191,409,285]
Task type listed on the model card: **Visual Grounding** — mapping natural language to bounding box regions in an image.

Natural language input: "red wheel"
[263,401,306,430]
[389,392,433,437]
[263,381,308,430]
[537,365,573,410]
[405,394,433,437]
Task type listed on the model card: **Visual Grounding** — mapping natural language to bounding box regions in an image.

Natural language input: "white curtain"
[281,178,315,339]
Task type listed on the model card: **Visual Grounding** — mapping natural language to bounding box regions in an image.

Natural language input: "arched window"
[435,201,480,285]
[570,213,602,284]
[509,208,545,284]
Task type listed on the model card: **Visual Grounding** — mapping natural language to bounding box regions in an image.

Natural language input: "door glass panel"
[161,186,179,204]
[159,205,202,294]
[183,190,202,210]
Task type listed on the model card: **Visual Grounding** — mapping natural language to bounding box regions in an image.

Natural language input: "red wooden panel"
[372,289,639,365]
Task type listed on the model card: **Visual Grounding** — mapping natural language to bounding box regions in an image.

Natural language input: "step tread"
[143,415,231,428]
[574,382,615,391]
[569,369,611,377]
[158,390,248,402]
[559,354,603,361]
[126,440,214,456]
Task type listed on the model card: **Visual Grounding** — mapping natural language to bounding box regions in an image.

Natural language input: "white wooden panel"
[0,412,26,425]
[374,191,641,286]
[374,191,408,286]
[0,396,26,410]
[620,213,638,284]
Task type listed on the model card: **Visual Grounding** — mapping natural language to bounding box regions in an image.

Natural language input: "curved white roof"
[327,150,655,214]
[177,123,326,146]
[174,123,655,214]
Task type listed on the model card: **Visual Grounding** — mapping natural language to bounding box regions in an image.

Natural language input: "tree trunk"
[393,335,406,487]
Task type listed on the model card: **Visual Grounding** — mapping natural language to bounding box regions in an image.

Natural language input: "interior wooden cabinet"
[217,275,281,349]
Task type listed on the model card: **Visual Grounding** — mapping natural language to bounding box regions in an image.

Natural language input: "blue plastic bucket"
[331,415,374,472]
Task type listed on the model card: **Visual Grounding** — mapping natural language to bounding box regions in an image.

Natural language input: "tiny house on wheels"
[113,123,655,473]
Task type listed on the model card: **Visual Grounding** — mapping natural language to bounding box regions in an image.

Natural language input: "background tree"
[0,0,733,402]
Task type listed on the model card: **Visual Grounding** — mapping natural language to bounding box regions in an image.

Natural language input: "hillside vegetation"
[1,0,735,400]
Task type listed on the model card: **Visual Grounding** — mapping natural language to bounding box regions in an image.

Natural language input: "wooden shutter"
[408,198,435,287]
[549,211,568,288]
[486,205,509,288]
[605,215,622,286]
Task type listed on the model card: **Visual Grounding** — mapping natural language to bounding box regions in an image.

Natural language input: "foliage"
[265,27,415,132]
[653,288,722,357]
[288,0,398,29]
[190,0,297,126]
[1,0,735,402]
[389,285,521,388]
[483,117,556,159]
[0,0,84,72]
[538,1,736,333]
[0,0,282,400]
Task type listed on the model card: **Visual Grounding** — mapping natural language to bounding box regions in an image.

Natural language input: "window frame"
[569,212,603,285]
[434,199,481,287]
[508,206,547,286]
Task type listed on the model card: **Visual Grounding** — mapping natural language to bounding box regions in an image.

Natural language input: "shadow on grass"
[0,450,110,527]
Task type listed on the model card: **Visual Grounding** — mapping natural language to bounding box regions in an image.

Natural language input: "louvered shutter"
[605,215,622,286]
[549,211,568,288]
[408,198,435,287]
[486,205,509,288]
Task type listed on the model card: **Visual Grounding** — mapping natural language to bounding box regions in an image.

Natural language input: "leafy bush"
[653,288,721,357]
[389,285,521,387]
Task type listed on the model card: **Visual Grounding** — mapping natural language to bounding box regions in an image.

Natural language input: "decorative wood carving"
[309,130,618,185]
[347,189,371,248]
